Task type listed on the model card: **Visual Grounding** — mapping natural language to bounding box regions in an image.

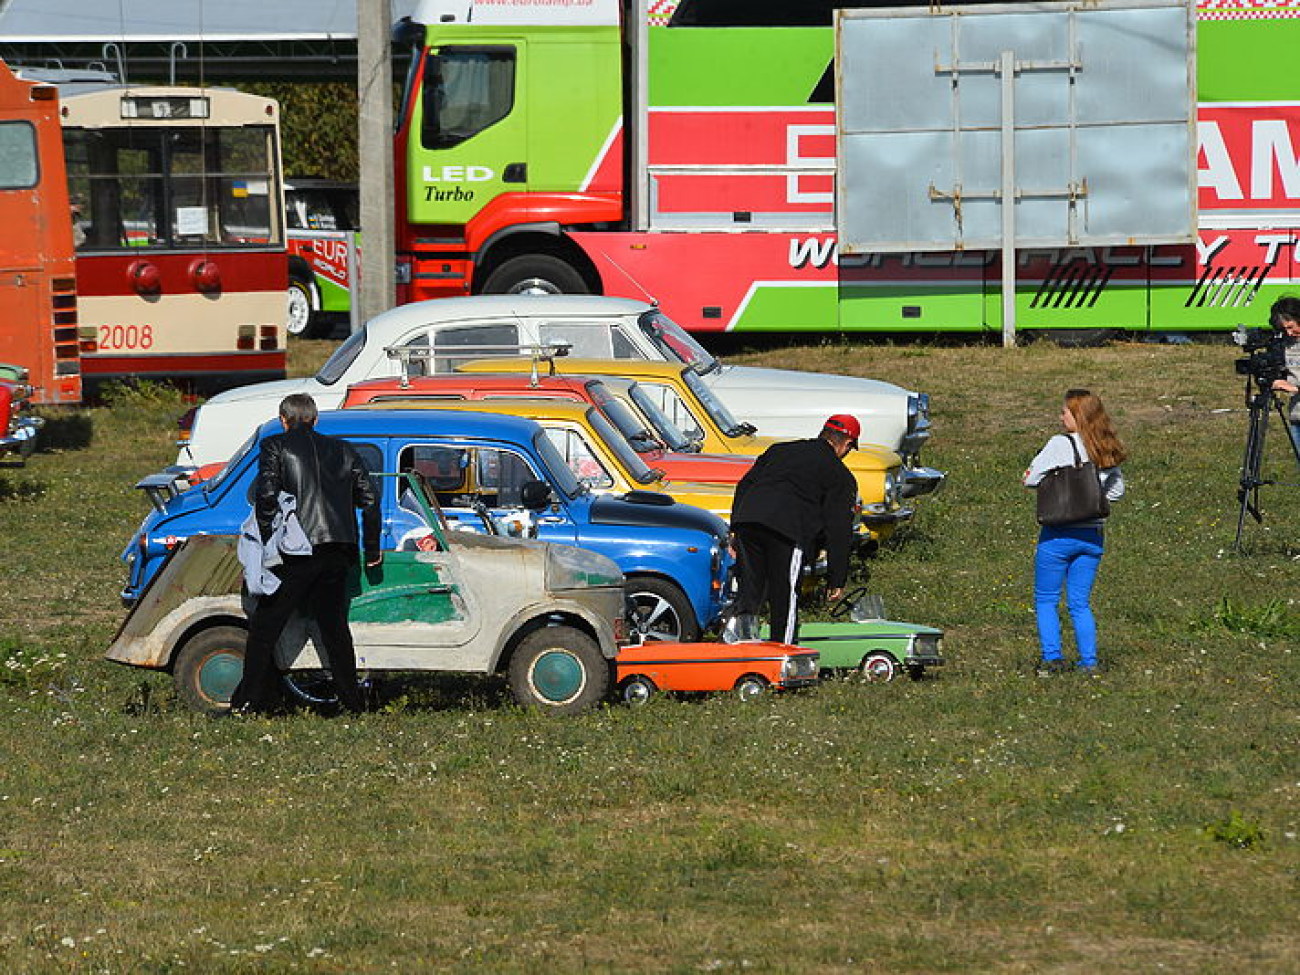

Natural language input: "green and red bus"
[392,0,1300,337]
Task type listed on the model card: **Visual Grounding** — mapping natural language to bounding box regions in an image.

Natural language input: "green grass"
[1,339,1298,972]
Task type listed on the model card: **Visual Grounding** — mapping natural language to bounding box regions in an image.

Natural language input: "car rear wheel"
[626,576,699,643]
[620,675,657,706]
[172,626,246,716]
[734,674,769,703]
[861,651,900,683]
[508,626,610,714]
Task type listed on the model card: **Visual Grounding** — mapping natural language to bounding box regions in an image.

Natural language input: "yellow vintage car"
[456,358,913,548]
[351,398,740,521]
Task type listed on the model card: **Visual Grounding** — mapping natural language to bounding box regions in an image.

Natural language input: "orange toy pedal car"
[614,641,820,704]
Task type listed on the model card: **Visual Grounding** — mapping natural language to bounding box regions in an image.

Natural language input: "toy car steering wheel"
[828,585,870,620]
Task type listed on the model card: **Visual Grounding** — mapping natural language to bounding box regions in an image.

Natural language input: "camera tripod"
[1235,376,1300,550]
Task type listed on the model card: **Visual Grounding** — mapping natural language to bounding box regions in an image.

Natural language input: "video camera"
[1233,324,1290,385]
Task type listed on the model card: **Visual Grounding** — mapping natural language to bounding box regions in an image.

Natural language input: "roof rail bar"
[384,341,572,387]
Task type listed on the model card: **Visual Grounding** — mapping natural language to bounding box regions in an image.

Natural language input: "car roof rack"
[384,342,572,387]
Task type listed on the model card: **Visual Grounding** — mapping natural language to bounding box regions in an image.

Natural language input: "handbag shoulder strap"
[1050,433,1084,468]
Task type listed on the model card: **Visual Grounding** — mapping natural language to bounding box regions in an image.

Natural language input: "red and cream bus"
[59,83,287,394]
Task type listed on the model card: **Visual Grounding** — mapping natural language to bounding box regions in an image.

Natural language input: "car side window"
[609,325,639,359]
[475,447,540,507]
[432,323,520,371]
[543,428,613,489]
[398,332,431,378]
[538,321,614,358]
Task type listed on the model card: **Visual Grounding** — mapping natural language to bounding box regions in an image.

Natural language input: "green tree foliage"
[242,82,359,181]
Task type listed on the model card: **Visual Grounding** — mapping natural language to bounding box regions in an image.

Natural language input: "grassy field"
[1,338,1298,973]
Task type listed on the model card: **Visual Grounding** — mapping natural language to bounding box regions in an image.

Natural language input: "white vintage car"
[180,296,939,493]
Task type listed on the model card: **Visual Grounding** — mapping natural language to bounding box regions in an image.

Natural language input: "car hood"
[700,364,914,443]
[589,492,729,541]
[203,376,326,406]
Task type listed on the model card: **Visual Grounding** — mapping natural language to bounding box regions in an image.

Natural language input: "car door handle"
[503,162,526,183]
[427,585,453,595]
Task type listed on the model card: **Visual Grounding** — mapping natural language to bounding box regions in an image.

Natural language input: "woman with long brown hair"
[1023,389,1127,674]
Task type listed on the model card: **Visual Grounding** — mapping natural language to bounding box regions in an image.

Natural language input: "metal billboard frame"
[835,0,1197,345]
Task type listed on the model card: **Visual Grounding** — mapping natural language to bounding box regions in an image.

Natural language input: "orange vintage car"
[614,640,820,704]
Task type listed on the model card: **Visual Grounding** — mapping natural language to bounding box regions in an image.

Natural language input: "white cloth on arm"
[1024,432,1125,501]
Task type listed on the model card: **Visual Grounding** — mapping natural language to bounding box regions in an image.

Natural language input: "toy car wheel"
[861,652,900,683]
[620,676,657,707]
[172,626,246,716]
[508,626,611,714]
[734,674,769,703]
[626,576,699,643]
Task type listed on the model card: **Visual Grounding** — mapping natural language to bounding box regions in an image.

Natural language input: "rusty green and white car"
[107,473,626,715]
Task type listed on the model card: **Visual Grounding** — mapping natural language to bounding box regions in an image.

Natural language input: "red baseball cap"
[822,414,860,449]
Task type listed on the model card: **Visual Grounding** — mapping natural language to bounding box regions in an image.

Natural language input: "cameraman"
[1269,295,1300,453]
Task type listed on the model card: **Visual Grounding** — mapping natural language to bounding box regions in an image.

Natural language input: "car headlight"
[912,634,943,657]
[781,653,819,679]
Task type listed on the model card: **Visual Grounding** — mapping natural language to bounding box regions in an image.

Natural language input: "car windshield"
[637,309,719,374]
[586,382,661,454]
[584,408,659,484]
[626,383,697,452]
[683,368,749,437]
[533,429,583,499]
[315,327,368,385]
[203,430,258,494]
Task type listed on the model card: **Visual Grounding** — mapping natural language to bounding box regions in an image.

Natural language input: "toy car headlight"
[782,653,819,679]
[913,634,943,657]
[545,544,623,591]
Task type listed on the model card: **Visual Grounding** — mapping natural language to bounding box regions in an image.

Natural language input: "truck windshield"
[638,310,719,375]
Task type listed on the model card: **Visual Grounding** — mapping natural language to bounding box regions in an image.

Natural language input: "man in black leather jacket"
[730,414,859,644]
[231,393,381,714]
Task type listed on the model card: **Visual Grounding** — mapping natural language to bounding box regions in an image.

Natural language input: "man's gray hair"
[279,393,319,428]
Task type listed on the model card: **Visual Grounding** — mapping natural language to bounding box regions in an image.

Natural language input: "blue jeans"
[1034,525,1105,667]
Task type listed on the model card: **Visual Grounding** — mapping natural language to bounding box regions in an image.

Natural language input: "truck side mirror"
[520,479,553,511]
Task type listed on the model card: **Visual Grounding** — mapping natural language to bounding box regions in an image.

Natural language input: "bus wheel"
[481,254,589,296]
[286,275,321,337]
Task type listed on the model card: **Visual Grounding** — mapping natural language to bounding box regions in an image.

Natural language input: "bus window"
[422,47,515,150]
[0,122,38,188]
[63,124,279,251]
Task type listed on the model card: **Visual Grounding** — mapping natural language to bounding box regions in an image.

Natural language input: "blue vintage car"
[123,409,733,641]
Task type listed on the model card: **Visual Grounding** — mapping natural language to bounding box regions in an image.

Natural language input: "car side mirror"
[520,479,553,511]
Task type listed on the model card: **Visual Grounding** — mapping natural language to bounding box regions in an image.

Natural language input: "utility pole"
[356,0,395,329]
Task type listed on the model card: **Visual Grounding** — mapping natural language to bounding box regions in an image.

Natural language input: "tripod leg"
[1235,390,1271,550]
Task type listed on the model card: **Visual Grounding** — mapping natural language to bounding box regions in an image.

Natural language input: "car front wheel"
[508,626,611,714]
[172,626,246,715]
[626,576,699,643]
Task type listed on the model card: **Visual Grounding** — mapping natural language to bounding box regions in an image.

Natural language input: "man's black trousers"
[232,543,365,713]
[733,522,805,644]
